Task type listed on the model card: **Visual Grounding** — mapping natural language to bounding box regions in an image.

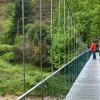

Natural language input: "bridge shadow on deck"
[65,53,100,100]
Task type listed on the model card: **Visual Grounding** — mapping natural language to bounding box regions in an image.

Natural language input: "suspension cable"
[73,23,76,81]
[50,0,54,99]
[67,7,71,90]
[40,0,43,99]
[64,0,66,64]
[58,0,61,99]
[22,0,25,94]
[40,0,43,79]
[58,0,61,66]
[51,0,53,72]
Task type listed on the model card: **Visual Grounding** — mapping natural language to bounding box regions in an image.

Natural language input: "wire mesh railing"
[17,50,91,100]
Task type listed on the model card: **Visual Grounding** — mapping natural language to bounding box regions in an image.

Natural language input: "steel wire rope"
[50,0,54,99]
[67,8,71,90]
[64,0,66,64]
[58,0,61,99]
[70,16,74,84]
[74,25,79,75]
[58,0,61,67]
[22,0,26,95]
[72,18,76,83]
[16,0,20,36]
[73,20,76,82]
[63,0,67,98]
[70,12,72,88]
[40,0,43,99]
[75,24,78,77]
[73,24,76,81]
[50,0,53,73]
[64,1,70,96]
[75,24,78,79]
[71,17,74,82]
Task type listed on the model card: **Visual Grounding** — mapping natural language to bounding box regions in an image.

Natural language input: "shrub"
[15,35,23,45]
[13,24,50,66]
[0,52,15,62]
[0,44,13,55]
[4,3,15,18]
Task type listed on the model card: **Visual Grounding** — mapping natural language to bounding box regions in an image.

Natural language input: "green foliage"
[0,44,13,53]
[0,19,13,44]
[0,3,15,44]
[15,35,23,45]
[49,0,82,68]
[8,0,34,44]
[13,24,50,66]
[67,0,100,44]
[3,3,15,18]
[0,52,15,62]
[0,59,49,95]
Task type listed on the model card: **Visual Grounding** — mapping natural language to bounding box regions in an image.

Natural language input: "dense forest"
[0,0,100,99]
[68,0,100,45]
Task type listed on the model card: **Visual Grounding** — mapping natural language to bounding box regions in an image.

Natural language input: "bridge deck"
[65,53,100,100]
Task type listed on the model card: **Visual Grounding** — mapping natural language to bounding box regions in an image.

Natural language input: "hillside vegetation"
[0,0,51,96]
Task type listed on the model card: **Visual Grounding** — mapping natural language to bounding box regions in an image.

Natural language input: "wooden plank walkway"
[65,53,100,100]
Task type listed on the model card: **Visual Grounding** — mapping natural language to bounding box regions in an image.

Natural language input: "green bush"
[0,52,15,62]
[15,35,23,45]
[0,18,13,44]
[0,44,13,54]
[0,59,49,95]
[4,3,15,18]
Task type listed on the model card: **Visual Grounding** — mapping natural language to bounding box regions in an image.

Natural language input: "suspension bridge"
[17,52,100,100]
[0,0,100,100]
[16,0,100,99]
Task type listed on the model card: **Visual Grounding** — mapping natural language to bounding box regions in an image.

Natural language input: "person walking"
[90,41,97,59]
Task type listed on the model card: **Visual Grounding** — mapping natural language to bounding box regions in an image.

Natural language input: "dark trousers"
[93,51,96,59]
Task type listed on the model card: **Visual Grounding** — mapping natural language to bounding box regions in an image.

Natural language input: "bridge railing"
[17,50,91,100]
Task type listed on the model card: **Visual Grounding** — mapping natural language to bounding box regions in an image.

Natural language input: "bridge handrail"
[17,49,89,100]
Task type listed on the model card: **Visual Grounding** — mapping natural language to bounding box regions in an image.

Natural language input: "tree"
[9,0,33,44]
[67,0,100,45]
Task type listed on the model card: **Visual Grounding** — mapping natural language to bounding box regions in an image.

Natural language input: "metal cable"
[58,0,61,99]
[70,16,73,83]
[22,0,26,94]
[40,0,43,99]
[74,24,76,81]
[64,0,66,64]
[67,8,71,90]
[50,0,54,99]
[51,0,53,73]
[58,0,61,67]
[63,0,68,98]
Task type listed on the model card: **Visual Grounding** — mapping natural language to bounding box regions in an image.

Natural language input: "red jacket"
[90,43,97,52]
